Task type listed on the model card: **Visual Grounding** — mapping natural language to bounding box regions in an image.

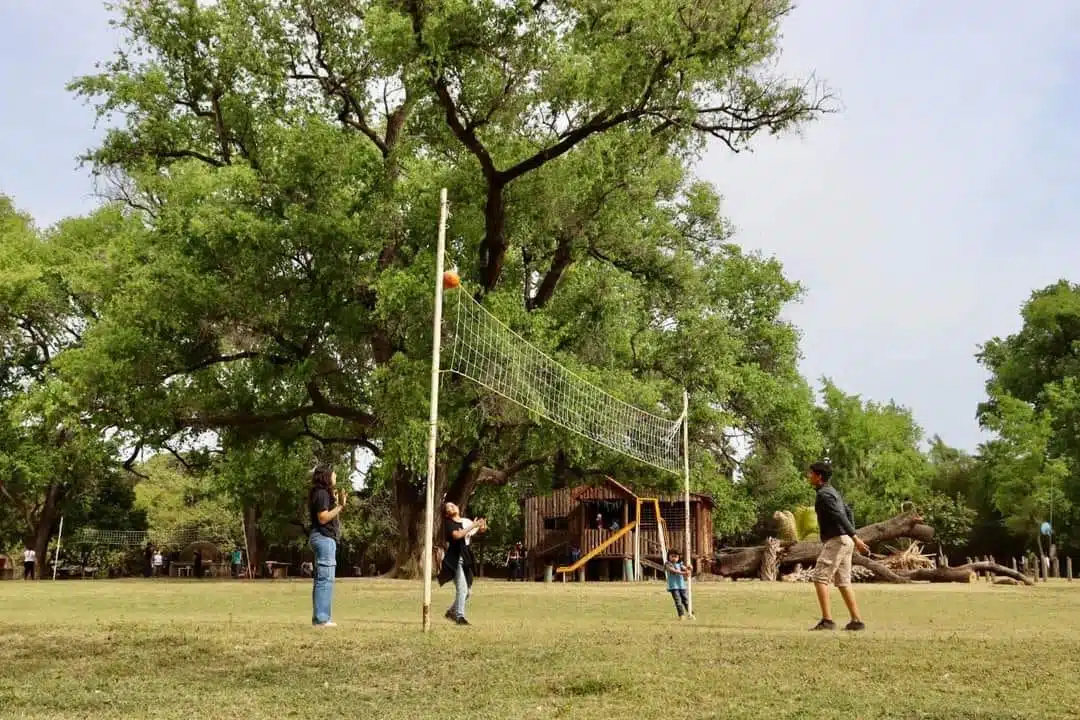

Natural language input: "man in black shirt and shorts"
[808,461,869,631]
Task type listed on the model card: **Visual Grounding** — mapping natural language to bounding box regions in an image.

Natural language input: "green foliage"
[814,379,935,524]
[467,483,523,568]
[135,455,240,549]
[37,0,829,572]
[978,281,1080,553]
[0,197,140,555]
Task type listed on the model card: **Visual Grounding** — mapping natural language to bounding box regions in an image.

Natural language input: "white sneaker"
[314,621,337,628]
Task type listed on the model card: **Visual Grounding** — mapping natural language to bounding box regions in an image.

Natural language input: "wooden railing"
[581,528,633,557]
[576,528,701,558]
[638,528,700,556]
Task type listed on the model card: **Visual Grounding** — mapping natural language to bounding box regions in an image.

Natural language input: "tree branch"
[163,352,264,381]
[122,442,150,480]
[158,149,226,167]
[306,380,377,427]
[527,237,573,311]
[432,75,499,180]
[477,457,548,485]
[299,418,383,457]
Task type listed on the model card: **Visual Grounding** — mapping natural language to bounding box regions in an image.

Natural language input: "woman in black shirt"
[309,465,347,627]
[438,502,486,624]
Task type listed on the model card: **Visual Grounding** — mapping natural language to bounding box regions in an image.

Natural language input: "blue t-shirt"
[666,561,687,590]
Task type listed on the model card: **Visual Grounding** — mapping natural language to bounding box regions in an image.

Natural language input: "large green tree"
[59,0,828,574]
[811,380,974,549]
[978,282,1080,555]
[0,198,142,573]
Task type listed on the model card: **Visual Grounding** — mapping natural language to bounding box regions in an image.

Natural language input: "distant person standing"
[23,547,36,580]
[506,542,525,581]
[231,548,243,578]
[664,549,693,620]
[152,550,164,577]
[807,461,869,631]
[308,465,348,627]
[144,543,154,578]
[193,549,204,579]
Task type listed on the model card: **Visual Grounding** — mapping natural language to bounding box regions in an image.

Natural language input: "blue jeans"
[447,558,469,619]
[670,588,689,617]
[309,532,336,625]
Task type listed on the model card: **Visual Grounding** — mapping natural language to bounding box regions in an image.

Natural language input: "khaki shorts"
[812,535,854,587]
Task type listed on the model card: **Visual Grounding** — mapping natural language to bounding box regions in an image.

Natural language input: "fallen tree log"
[901,566,977,583]
[715,512,934,577]
[902,561,1034,586]
[852,554,911,583]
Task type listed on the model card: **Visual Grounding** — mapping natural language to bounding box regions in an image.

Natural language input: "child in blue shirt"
[664,549,693,619]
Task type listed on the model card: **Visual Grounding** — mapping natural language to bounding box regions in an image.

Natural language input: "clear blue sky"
[3,1,1080,451]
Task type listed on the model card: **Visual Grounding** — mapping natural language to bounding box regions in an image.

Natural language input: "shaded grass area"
[1,579,1078,719]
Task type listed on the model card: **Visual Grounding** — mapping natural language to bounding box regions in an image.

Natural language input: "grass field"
[2,578,1079,720]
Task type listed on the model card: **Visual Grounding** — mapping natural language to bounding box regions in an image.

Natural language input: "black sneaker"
[810,619,836,631]
[844,620,866,632]
[444,610,456,622]
[455,617,470,626]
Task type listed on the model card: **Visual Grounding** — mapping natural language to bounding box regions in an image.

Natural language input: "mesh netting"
[446,290,683,474]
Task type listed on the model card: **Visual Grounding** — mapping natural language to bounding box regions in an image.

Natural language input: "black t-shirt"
[309,487,340,540]
[444,519,466,564]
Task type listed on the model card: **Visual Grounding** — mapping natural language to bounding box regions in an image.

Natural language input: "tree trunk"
[30,483,64,579]
[758,537,781,581]
[390,463,445,579]
[243,505,264,576]
[715,512,933,578]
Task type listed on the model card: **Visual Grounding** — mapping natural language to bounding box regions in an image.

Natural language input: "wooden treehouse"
[523,476,714,581]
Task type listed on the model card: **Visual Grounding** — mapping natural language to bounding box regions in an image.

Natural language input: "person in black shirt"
[506,542,525,581]
[438,502,486,624]
[308,465,348,627]
[808,461,870,631]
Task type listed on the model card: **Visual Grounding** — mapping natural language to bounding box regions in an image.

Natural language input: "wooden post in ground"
[577,566,585,583]
[1054,557,1061,579]
[1011,557,1018,572]
[1067,557,1073,581]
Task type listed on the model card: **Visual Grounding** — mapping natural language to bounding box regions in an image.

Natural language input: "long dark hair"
[310,465,334,504]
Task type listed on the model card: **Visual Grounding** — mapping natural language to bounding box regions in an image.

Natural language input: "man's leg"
[838,587,862,622]
[835,538,863,629]
[814,581,832,621]
[810,538,842,630]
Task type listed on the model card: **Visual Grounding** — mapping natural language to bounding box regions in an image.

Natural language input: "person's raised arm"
[316,490,346,525]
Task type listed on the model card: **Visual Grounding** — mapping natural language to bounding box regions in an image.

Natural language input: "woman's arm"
[317,505,343,525]
[316,491,347,525]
